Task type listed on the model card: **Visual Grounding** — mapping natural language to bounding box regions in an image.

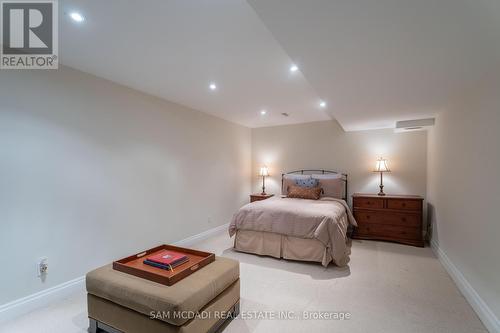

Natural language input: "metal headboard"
[281,169,348,201]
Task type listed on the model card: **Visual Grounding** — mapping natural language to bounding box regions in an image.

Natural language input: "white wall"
[0,67,251,305]
[427,75,500,327]
[251,120,427,203]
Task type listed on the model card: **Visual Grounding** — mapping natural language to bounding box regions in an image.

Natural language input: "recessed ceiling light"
[260,110,267,115]
[319,101,327,108]
[289,65,299,73]
[69,12,85,23]
[209,83,217,91]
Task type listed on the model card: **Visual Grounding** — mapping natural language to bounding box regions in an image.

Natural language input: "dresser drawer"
[353,197,384,209]
[354,211,421,227]
[387,199,421,211]
[355,224,421,240]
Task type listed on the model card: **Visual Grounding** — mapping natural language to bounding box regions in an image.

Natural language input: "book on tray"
[143,250,189,271]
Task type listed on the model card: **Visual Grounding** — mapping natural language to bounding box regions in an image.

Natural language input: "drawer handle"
[401,217,407,222]
[366,215,371,219]
[190,264,199,271]
[402,203,407,207]
[366,201,372,205]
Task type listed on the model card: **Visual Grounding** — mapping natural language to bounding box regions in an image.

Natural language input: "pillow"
[282,174,311,195]
[295,178,319,188]
[317,178,344,199]
[287,185,322,200]
[311,173,343,180]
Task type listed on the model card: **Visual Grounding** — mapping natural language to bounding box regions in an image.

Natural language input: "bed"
[228,170,357,267]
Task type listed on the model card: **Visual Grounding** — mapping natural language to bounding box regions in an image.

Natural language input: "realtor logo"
[1,0,58,69]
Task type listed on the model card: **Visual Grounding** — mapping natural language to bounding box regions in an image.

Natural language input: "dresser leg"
[88,318,98,333]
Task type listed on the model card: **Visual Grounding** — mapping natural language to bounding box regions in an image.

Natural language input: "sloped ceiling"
[59,0,330,128]
[59,0,500,130]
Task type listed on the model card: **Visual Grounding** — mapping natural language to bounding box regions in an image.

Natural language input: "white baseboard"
[0,275,85,324]
[431,240,500,333]
[173,223,229,247]
[0,223,229,324]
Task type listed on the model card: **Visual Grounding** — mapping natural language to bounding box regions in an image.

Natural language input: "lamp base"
[378,173,387,196]
[261,176,266,196]
[378,183,385,196]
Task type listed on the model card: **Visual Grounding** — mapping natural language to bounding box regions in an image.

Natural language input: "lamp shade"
[259,166,269,177]
[374,158,390,172]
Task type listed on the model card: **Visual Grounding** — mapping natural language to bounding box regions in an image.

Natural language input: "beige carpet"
[0,231,487,333]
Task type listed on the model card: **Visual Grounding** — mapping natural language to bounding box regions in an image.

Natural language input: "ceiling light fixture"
[260,110,267,115]
[319,101,327,108]
[209,82,217,91]
[289,64,298,73]
[69,12,85,23]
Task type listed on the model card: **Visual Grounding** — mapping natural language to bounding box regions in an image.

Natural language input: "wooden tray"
[113,244,215,286]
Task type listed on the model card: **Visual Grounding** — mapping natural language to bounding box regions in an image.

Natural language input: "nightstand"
[352,193,424,247]
[250,194,274,203]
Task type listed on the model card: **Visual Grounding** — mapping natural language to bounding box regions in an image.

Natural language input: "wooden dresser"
[250,194,274,203]
[352,193,424,247]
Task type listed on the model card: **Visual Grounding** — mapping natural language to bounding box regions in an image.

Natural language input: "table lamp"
[259,166,269,195]
[374,157,391,196]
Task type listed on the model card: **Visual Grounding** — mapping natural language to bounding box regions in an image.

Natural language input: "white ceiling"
[59,0,500,131]
[59,0,330,128]
[248,0,500,131]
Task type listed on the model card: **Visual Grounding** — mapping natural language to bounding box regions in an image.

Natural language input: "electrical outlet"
[37,257,48,277]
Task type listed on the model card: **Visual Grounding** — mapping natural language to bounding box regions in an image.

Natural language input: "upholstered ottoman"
[86,257,240,333]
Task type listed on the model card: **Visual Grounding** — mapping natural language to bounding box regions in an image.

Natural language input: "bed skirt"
[233,230,333,267]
